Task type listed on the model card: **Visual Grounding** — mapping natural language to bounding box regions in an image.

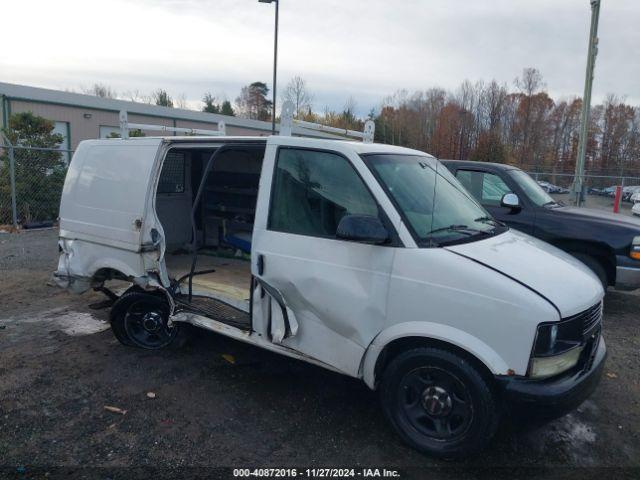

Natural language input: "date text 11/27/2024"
[232,468,401,478]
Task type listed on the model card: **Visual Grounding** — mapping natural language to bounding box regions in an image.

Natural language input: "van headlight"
[631,236,640,260]
[530,347,583,379]
[529,323,582,379]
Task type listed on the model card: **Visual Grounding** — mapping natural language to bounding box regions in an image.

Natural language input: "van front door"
[250,140,398,376]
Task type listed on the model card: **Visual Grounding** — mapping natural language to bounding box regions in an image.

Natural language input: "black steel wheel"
[110,291,187,350]
[380,347,499,458]
[398,367,473,441]
[123,298,176,349]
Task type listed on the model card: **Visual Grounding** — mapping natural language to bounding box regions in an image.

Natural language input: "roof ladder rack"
[279,101,375,143]
[118,110,226,139]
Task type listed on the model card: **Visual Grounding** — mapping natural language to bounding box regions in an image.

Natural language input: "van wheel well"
[373,337,495,389]
[91,268,131,286]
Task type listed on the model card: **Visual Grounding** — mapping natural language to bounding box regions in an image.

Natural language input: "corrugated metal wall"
[8,100,263,149]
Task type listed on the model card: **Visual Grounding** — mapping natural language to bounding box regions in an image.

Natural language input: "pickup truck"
[442,160,640,290]
[54,134,605,457]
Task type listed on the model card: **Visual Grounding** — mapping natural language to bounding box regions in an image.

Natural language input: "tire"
[109,291,188,349]
[570,253,608,290]
[379,347,500,458]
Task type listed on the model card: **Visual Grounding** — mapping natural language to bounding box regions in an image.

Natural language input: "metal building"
[0,82,331,150]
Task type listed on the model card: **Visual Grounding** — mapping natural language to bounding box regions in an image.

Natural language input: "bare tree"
[175,93,189,109]
[514,67,549,166]
[123,89,152,104]
[83,83,117,98]
[282,76,314,118]
[600,94,637,175]
[515,67,545,97]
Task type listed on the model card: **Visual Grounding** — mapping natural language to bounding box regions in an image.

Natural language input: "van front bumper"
[496,337,606,420]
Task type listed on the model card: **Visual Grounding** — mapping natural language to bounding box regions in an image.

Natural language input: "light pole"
[572,0,601,206]
[259,0,279,134]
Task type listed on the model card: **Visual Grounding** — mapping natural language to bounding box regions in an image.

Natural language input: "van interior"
[154,143,266,329]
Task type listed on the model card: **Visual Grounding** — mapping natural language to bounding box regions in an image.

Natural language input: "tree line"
[79,68,640,177]
[233,70,640,178]
[374,68,640,177]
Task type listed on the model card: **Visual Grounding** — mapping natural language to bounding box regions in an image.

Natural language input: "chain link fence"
[0,142,72,228]
[527,171,640,216]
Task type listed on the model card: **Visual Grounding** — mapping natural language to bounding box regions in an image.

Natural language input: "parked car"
[442,160,640,290]
[536,180,568,194]
[631,192,640,217]
[55,135,606,457]
[536,180,556,192]
[623,186,640,203]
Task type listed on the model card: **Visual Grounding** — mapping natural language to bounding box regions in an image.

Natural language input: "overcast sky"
[1,0,638,115]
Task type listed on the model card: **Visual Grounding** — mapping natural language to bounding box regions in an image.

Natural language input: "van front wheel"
[110,291,187,349]
[379,347,499,458]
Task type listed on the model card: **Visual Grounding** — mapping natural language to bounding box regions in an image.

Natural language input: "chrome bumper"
[616,265,640,291]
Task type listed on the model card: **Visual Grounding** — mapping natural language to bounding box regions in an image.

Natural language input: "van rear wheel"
[110,291,187,349]
[379,347,499,458]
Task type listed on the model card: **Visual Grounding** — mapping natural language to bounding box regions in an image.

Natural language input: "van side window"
[269,148,378,237]
[157,151,185,194]
[456,170,512,206]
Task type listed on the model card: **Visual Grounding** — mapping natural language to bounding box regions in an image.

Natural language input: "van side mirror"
[501,193,521,210]
[336,215,389,244]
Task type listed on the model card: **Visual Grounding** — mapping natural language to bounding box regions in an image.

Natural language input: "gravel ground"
[551,193,636,217]
[1,229,639,479]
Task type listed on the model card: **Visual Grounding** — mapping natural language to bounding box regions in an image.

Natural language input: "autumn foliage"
[374,68,640,177]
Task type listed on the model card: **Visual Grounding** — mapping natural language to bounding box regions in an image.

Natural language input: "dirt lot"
[1,229,639,478]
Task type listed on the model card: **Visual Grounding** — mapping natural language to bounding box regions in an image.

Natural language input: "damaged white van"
[54,128,606,457]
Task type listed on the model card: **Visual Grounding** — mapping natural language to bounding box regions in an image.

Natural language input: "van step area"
[174,294,251,331]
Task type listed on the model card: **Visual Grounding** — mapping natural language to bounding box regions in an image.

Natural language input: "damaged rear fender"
[55,238,157,293]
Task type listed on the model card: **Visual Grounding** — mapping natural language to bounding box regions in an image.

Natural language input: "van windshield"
[363,154,507,246]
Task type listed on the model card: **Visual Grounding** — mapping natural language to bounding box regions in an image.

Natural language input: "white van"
[54,133,606,457]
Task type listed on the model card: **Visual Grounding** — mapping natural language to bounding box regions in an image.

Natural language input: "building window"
[99,125,120,139]
[53,121,70,163]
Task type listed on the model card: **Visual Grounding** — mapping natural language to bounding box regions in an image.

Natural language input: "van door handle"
[257,254,265,276]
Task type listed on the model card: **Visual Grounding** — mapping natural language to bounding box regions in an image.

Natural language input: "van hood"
[445,230,603,318]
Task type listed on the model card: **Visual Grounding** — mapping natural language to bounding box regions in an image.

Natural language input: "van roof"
[86,135,434,157]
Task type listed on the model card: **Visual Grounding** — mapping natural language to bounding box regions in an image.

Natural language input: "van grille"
[563,301,602,336]
[559,302,603,373]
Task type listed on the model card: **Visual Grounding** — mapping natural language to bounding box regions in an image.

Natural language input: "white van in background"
[54,131,605,457]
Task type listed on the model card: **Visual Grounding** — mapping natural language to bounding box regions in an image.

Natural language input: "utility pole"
[272,0,279,134]
[259,0,279,134]
[572,0,601,206]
